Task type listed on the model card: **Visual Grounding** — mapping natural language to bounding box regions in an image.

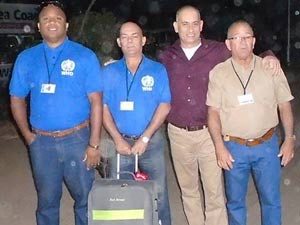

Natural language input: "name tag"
[238,93,254,105]
[41,84,56,94]
[120,101,134,111]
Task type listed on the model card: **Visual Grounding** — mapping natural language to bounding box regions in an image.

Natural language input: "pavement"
[0,120,300,225]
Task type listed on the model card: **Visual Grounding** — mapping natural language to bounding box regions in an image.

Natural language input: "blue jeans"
[108,129,171,225]
[29,127,95,225]
[224,134,281,225]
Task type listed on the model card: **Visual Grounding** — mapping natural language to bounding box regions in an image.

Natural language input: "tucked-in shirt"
[9,38,103,131]
[206,55,294,139]
[103,56,171,136]
[159,38,231,127]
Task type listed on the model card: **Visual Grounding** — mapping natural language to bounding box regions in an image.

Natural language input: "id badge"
[120,101,134,111]
[238,93,254,105]
[41,83,56,94]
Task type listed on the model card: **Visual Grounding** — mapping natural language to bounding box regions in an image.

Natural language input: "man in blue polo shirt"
[9,1,103,225]
[103,21,171,225]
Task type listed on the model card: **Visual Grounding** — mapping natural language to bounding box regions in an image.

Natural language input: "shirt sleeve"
[85,52,103,94]
[158,66,171,103]
[273,69,294,103]
[102,66,113,105]
[9,54,31,98]
[206,66,222,108]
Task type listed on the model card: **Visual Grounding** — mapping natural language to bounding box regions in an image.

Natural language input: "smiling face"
[173,6,203,48]
[37,4,69,47]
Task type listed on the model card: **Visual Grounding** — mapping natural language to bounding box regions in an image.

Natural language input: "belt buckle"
[246,138,257,146]
[223,135,230,142]
[185,126,191,131]
[122,134,139,141]
[246,139,254,145]
[52,130,64,137]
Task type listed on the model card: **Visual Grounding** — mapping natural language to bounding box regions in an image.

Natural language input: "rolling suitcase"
[88,154,160,225]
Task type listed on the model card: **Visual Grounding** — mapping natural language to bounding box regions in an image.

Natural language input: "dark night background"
[1,0,300,65]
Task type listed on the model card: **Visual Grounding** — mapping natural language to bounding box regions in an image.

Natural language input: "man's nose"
[188,24,194,32]
[128,37,133,42]
[48,17,57,23]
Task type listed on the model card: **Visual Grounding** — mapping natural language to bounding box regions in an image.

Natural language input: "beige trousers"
[168,123,228,225]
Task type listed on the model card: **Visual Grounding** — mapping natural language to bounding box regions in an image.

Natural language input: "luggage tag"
[238,93,254,105]
[120,101,134,111]
[117,153,149,181]
[134,154,149,181]
[41,83,56,94]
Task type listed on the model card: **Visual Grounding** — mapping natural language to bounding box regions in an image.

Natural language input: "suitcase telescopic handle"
[116,153,138,179]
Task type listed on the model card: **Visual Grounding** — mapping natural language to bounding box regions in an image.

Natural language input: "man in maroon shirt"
[158,5,281,225]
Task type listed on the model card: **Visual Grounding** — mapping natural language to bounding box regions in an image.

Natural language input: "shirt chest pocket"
[222,83,243,109]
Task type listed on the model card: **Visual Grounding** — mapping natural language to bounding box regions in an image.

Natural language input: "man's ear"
[199,20,204,32]
[37,23,40,31]
[66,22,69,31]
[173,21,178,33]
[252,37,256,49]
[116,38,121,47]
[225,39,231,51]
[142,36,146,46]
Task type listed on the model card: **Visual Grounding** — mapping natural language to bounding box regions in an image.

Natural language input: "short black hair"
[39,1,68,20]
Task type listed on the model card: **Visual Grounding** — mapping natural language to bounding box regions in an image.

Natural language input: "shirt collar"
[43,37,68,52]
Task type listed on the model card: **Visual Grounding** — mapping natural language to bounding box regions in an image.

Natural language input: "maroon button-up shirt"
[159,38,231,127]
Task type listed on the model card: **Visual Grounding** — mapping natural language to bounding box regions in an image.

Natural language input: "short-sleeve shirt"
[103,56,171,136]
[206,55,294,139]
[9,38,103,131]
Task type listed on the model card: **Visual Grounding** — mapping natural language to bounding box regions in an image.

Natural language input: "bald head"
[173,5,203,48]
[117,21,146,58]
[119,21,143,37]
[225,20,256,63]
[227,20,254,39]
[176,5,201,21]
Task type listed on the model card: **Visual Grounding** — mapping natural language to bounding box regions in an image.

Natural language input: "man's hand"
[24,131,36,146]
[262,55,281,76]
[131,138,148,156]
[83,147,101,169]
[278,138,295,167]
[115,137,132,155]
[215,144,235,170]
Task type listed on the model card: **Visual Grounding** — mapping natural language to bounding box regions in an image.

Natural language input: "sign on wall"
[0,3,39,34]
[0,64,12,88]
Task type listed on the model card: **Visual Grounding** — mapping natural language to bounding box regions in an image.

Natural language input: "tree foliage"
[68,9,120,64]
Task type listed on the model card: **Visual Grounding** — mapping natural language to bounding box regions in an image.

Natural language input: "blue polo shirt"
[9,38,103,131]
[103,56,171,136]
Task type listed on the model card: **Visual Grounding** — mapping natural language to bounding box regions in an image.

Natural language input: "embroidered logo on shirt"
[141,75,154,91]
[61,59,75,76]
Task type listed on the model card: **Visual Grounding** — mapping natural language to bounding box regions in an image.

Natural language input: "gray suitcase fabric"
[88,178,159,225]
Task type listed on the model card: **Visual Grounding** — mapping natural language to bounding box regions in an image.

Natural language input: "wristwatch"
[88,143,100,150]
[141,136,150,144]
[285,135,296,141]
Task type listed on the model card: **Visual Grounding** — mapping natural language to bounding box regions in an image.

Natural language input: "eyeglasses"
[227,36,254,41]
[40,0,65,11]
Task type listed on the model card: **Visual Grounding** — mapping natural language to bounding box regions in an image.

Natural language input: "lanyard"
[43,45,65,84]
[125,57,143,101]
[230,58,256,95]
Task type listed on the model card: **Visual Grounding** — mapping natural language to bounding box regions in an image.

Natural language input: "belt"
[33,120,89,138]
[121,134,140,141]
[224,127,275,147]
[170,123,207,132]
